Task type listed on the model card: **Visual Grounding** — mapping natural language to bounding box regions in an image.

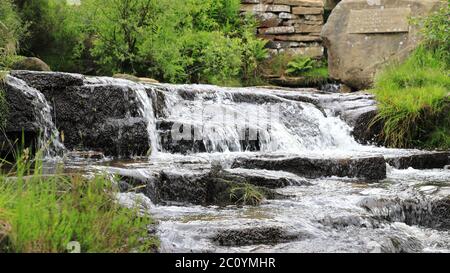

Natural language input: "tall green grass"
[371,47,450,149]
[0,151,158,253]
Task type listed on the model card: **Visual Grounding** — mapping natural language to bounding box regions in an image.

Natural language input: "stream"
[4,71,450,253]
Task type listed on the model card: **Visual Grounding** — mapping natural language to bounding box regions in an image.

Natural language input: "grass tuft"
[230,183,266,206]
[371,47,450,149]
[0,152,159,253]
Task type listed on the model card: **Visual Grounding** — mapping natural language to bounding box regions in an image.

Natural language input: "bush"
[0,0,25,69]
[14,0,268,85]
[0,152,158,253]
[179,31,243,85]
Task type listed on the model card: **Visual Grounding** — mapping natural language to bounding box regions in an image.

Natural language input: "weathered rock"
[7,71,151,157]
[10,70,84,90]
[0,78,40,157]
[360,196,450,230]
[12,57,51,71]
[321,0,442,90]
[223,168,310,188]
[113,73,159,84]
[232,155,387,180]
[212,227,303,246]
[114,166,288,206]
[385,151,450,169]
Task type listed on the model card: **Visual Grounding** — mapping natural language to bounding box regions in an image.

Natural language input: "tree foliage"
[9,0,268,85]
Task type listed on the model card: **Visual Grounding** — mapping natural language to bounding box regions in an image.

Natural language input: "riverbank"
[0,153,159,253]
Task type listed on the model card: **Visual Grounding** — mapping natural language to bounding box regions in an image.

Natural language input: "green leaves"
[286,57,315,76]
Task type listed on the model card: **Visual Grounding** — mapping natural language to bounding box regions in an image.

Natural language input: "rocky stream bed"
[1,71,449,253]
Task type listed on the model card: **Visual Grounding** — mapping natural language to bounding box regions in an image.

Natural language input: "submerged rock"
[360,196,450,230]
[212,227,304,247]
[385,151,450,170]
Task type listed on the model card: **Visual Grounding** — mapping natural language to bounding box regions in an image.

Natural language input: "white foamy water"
[5,75,65,156]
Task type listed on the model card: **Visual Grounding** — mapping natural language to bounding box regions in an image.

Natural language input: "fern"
[286,57,315,76]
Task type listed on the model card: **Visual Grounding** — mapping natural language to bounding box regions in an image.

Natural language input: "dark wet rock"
[114,167,287,206]
[232,155,387,180]
[155,170,283,206]
[7,71,151,157]
[319,215,384,229]
[49,84,149,157]
[157,120,261,154]
[10,70,84,90]
[212,227,290,247]
[360,197,450,230]
[223,168,310,189]
[378,235,423,253]
[12,57,51,72]
[212,227,305,247]
[347,106,382,145]
[157,120,207,154]
[385,151,450,170]
[148,88,167,119]
[1,78,41,157]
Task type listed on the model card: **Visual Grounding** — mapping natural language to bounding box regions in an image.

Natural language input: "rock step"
[232,155,387,180]
[212,227,309,247]
[359,196,450,230]
[113,167,288,206]
[385,151,450,170]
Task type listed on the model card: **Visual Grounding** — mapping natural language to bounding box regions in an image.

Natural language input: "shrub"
[0,152,158,253]
[14,0,268,86]
[179,31,243,85]
[0,0,25,69]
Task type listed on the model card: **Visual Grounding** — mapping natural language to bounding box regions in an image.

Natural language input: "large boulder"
[7,71,151,157]
[321,0,442,90]
[0,78,41,158]
[12,57,51,72]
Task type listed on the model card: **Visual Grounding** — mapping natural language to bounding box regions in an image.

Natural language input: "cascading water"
[8,72,448,253]
[5,75,65,156]
[158,84,361,155]
[84,76,161,156]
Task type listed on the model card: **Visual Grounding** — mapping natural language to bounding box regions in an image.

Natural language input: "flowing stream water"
[10,75,449,253]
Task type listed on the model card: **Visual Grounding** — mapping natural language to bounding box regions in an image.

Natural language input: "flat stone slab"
[232,155,387,180]
[385,151,450,170]
[224,168,310,188]
[212,226,306,247]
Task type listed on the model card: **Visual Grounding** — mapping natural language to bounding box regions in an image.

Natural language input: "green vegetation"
[0,151,158,253]
[371,5,450,149]
[286,56,315,75]
[6,0,268,86]
[261,52,329,85]
[0,0,25,70]
[0,79,7,130]
[230,183,266,206]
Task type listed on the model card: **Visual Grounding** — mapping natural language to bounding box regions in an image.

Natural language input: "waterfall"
[5,76,65,157]
[134,86,160,156]
[158,84,361,154]
[84,76,161,156]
